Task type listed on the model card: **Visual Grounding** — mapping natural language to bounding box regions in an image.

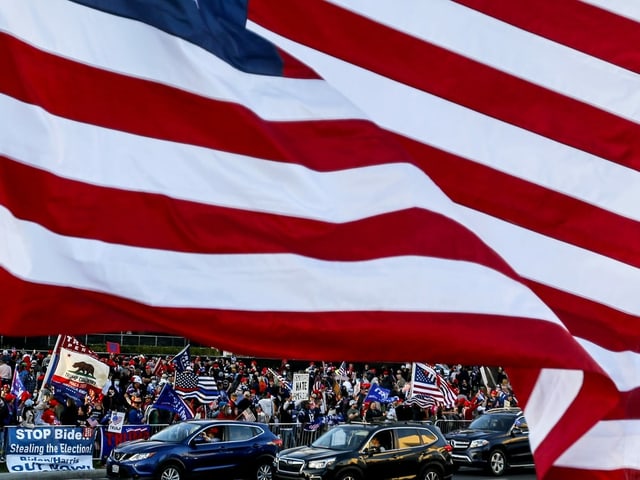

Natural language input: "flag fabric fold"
[1,2,639,478]
[174,371,219,403]
[170,345,191,373]
[336,362,348,381]
[268,368,292,393]
[364,383,392,404]
[42,335,110,406]
[151,383,193,421]
[406,363,457,409]
[240,408,256,422]
[10,367,26,401]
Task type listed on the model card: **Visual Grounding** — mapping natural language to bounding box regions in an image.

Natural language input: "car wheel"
[254,458,274,480]
[157,463,184,480]
[488,449,508,476]
[420,466,443,480]
[335,469,362,480]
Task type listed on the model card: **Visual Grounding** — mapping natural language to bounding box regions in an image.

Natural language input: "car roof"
[179,419,268,427]
[338,422,439,432]
[485,407,523,415]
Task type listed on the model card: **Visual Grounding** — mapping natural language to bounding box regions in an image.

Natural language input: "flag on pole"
[10,367,26,401]
[240,408,256,422]
[151,383,193,421]
[152,359,166,378]
[406,363,457,409]
[336,362,348,381]
[106,341,120,354]
[364,383,391,404]
[42,335,110,406]
[268,368,292,392]
[1,3,639,479]
[170,345,191,373]
[174,371,219,403]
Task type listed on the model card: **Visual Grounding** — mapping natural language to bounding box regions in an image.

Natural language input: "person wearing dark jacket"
[60,397,79,426]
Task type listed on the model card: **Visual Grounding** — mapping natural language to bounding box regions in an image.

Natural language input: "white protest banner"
[107,411,126,434]
[292,373,309,402]
[5,426,94,473]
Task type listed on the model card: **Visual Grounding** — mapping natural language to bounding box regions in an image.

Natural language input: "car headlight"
[308,457,336,469]
[128,452,156,462]
[469,439,489,448]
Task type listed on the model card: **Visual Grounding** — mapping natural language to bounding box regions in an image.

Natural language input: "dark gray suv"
[274,422,454,480]
[445,408,534,476]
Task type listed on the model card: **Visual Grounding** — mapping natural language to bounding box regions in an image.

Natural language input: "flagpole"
[39,334,63,402]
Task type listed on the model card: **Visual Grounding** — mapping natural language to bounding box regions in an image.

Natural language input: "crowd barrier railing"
[434,418,472,434]
[0,418,465,465]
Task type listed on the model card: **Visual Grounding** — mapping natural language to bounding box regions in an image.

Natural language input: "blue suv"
[106,419,282,480]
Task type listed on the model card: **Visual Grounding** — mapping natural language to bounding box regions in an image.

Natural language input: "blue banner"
[5,426,95,473]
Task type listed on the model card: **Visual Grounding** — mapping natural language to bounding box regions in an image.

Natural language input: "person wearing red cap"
[41,399,60,425]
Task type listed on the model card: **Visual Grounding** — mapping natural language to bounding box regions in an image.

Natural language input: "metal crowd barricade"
[434,419,472,435]
[267,422,329,448]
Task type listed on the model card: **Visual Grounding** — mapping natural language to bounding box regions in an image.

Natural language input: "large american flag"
[0,2,638,478]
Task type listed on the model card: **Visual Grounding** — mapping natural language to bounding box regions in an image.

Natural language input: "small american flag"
[406,362,457,409]
[241,408,256,422]
[336,361,348,381]
[268,368,292,392]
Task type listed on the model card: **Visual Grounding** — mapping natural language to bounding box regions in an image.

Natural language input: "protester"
[346,399,362,423]
[19,398,36,427]
[60,396,79,426]
[126,396,145,424]
[41,399,60,425]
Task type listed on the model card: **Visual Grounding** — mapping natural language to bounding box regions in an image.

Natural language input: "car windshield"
[312,426,370,450]
[150,422,203,442]
[469,415,513,432]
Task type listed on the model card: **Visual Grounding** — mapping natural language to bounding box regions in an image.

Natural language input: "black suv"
[445,408,534,476]
[274,422,454,480]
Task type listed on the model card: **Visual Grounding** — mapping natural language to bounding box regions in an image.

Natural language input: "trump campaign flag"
[152,383,193,421]
[1,2,639,478]
[170,345,191,373]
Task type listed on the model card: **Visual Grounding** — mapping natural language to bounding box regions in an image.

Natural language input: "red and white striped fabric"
[1,2,638,478]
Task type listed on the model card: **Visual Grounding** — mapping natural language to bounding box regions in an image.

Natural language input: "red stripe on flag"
[0,156,516,273]
[248,0,640,171]
[0,33,403,172]
[394,134,640,270]
[0,267,598,369]
[455,0,640,74]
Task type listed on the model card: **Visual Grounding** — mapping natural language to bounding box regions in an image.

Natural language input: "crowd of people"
[0,347,519,455]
